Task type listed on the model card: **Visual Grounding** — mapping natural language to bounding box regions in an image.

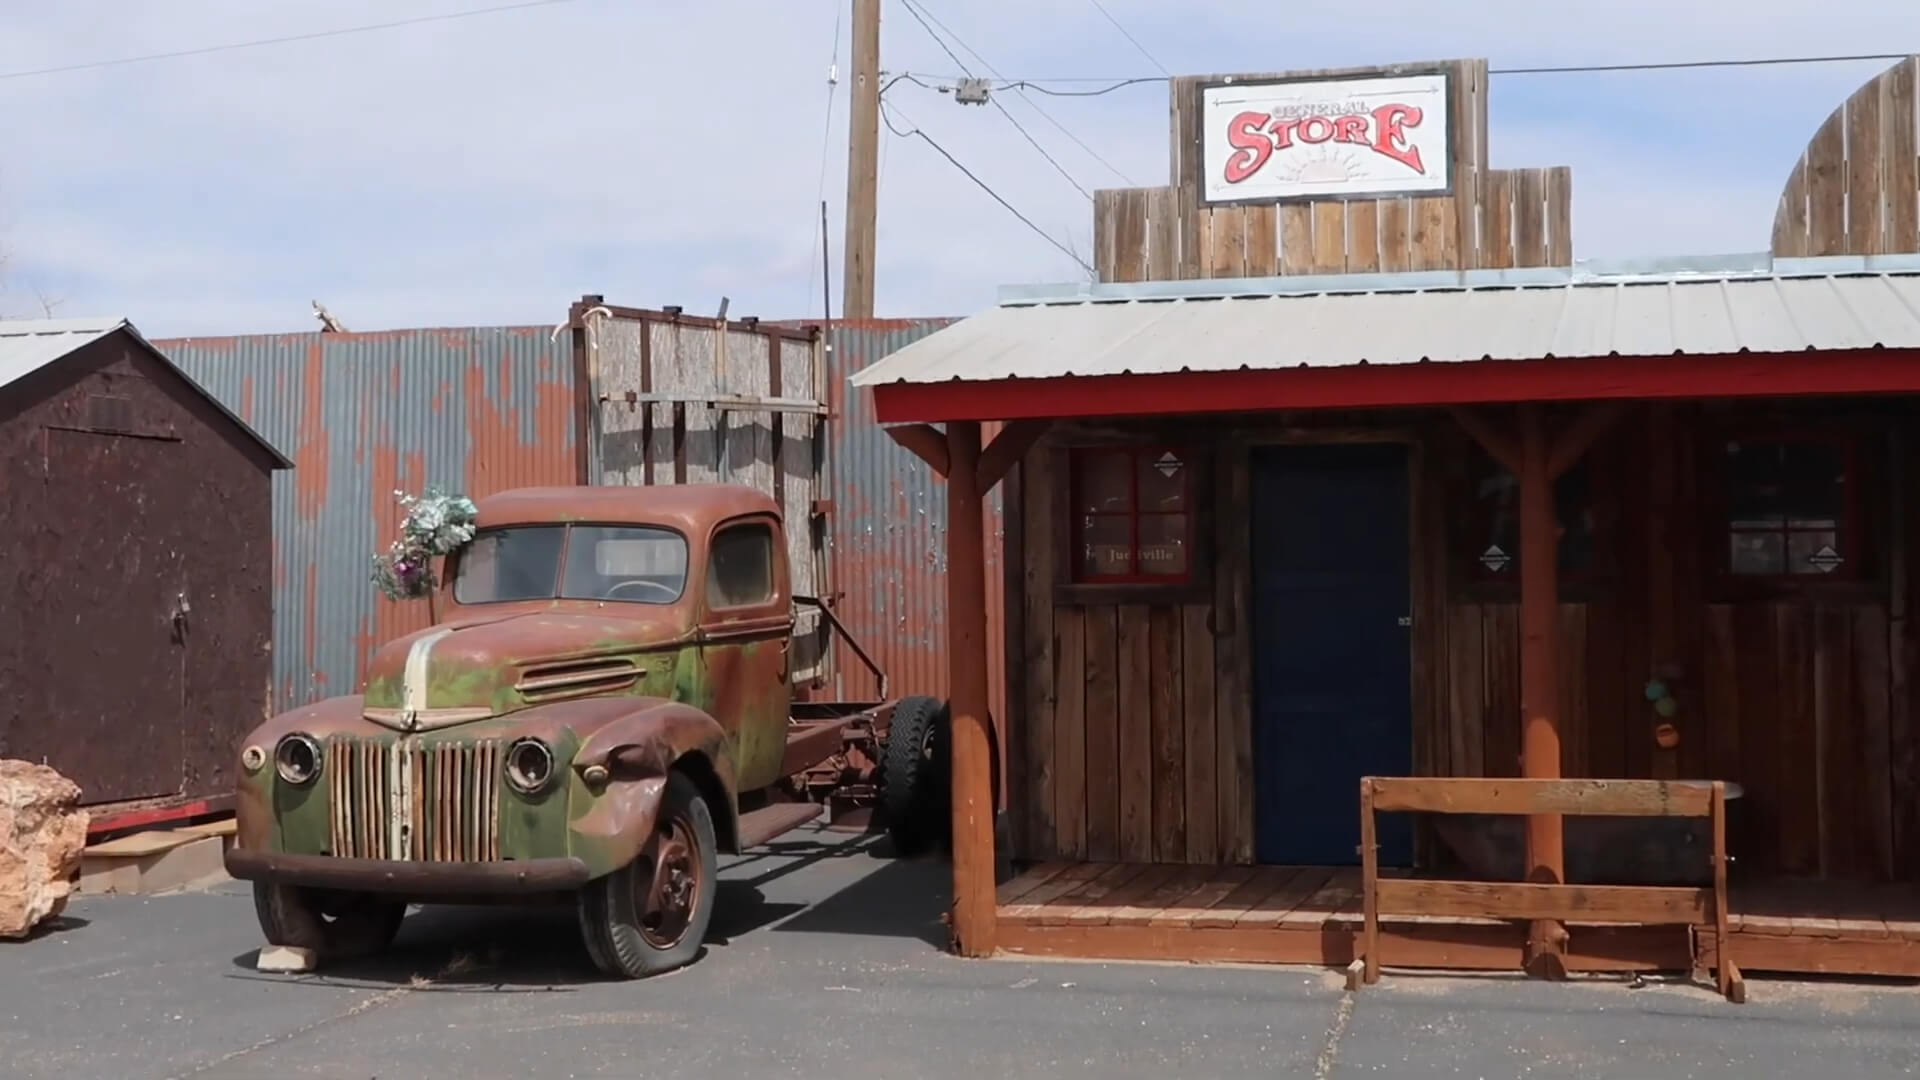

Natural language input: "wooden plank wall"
[1772,55,1920,256]
[1010,402,1920,883]
[1092,59,1574,281]
[1015,440,1251,864]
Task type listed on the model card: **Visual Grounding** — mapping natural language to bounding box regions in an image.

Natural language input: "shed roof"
[0,317,292,467]
[848,265,1920,391]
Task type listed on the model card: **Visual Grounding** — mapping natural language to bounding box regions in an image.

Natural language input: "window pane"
[560,526,689,603]
[1073,451,1132,515]
[1730,531,1786,576]
[1137,514,1190,578]
[1077,515,1133,579]
[1787,530,1843,575]
[1724,440,1845,526]
[454,526,565,603]
[1136,450,1189,513]
[1468,455,1592,576]
[707,524,775,607]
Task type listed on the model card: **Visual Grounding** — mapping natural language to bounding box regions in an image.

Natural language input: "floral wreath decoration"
[370,488,479,601]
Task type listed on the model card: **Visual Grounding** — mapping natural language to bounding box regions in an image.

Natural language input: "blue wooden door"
[1250,443,1414,867]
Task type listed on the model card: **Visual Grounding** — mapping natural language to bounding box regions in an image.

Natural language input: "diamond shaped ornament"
[1806,544,1844,573]
[1154,452,1182,479]
[1479,544,1511,572]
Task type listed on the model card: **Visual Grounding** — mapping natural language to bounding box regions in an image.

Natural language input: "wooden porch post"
[1517,405,1569,975]
[944,419,996,957]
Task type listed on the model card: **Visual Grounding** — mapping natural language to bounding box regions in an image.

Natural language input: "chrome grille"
[327,737,502,862]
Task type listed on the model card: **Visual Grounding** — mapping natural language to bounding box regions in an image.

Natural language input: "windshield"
[453,525,689,605]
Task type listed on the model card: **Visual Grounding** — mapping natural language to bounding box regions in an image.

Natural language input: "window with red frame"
[1719,436,1858,577]
[1070,447,1193,584]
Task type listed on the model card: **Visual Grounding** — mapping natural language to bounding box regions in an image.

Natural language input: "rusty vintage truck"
[225,483,958,978]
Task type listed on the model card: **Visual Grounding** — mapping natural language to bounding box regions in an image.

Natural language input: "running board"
[736,801,825,850]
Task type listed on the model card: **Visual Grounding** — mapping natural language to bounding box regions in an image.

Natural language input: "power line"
[1083,0,1170,77]
[879,100,1093,274]
[0,0,583,82]
[808,3,846,319]
[896,0,1097,200]
[1493,51,1918,75]
[897,0,1136,186]
[896,49,1920,96]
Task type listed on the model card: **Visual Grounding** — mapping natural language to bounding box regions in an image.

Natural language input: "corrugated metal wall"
[158,328,580,712]
[157,317,1005,733]
[819,319,1008,726]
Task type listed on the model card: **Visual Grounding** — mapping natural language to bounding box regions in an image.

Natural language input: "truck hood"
[359,607,688,732]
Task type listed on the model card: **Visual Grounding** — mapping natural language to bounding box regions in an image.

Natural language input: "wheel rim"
[638,813,701,950]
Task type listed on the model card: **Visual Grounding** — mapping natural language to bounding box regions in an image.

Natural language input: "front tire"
[577,770,718,979]
[252,882,406,962]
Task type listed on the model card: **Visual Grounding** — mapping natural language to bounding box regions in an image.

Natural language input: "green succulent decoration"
[370,488,479,601]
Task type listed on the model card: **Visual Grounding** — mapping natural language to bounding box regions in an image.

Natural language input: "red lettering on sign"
[1216,100,1434,186]
[1369,103,1425,174]
[1222,110,1275,184]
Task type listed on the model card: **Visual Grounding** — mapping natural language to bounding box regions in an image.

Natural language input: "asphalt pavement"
[4,825,1918,1079]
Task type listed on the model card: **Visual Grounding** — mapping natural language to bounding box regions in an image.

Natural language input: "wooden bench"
[1358,777,1742,1002]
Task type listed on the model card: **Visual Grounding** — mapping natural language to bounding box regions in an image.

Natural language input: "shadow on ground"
[221,828,955,988]
[770,855,952,948]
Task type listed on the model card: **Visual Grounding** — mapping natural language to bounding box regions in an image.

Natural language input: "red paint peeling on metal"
[239,374,255,424]
[294,343,329,521]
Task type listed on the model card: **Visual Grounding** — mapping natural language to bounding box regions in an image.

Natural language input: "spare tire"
[881,696,949,856]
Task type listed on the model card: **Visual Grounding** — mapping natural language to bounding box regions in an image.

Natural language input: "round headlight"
[274,733,322,785]
[505,737,555,794]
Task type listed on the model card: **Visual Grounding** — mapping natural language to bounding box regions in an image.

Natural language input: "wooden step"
[736,801,824,849]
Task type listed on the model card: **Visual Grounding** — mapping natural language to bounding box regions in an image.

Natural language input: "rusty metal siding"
[820,319,1007,726]
[157,328,579,712]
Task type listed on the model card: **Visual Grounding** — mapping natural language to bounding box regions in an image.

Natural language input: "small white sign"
[1198,72,1452,204]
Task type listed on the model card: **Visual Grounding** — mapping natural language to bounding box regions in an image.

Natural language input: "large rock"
[0,761,89,939]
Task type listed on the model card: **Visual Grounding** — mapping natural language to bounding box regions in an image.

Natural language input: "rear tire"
[882,696,950,856]
[252,882,406,962]
[576,770,718,979]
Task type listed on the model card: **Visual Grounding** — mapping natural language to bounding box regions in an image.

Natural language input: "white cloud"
[0,1,1912,334]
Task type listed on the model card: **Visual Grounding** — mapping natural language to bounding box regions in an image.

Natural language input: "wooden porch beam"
[975,419,1051,497]
[1517,404,1569,979]
[885,423,949,476]
[1448,407,1522,474]
[944,420,997,958]
[1547,401,1627,479]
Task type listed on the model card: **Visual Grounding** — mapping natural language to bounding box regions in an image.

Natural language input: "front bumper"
[225,848,592,895]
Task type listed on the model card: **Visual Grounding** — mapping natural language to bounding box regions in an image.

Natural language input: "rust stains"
[294,342,329,522]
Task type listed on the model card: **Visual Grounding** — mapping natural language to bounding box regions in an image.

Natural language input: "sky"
[0,1,1914,337]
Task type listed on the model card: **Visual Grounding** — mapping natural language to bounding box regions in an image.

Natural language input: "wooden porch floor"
[995,862,1920,979]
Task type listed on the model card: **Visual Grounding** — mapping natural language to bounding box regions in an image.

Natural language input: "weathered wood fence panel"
[1773,56,1920,256]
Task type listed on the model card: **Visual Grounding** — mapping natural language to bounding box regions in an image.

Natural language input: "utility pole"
[841,0,881,320]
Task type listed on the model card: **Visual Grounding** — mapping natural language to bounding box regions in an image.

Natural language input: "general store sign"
[1198,72,1453,204]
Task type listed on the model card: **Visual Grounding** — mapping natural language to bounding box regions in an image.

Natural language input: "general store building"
[852,57,1920,986]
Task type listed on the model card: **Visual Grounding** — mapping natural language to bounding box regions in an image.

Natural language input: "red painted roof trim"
[867,348,1920,423]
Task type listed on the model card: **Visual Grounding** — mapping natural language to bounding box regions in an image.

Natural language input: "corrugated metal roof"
[849,272,1920,387]
[1,316,293,466]
[0,317,123,387]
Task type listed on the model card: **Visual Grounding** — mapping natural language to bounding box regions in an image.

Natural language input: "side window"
[707,523,776,609]
[1463,446,1595,582]
[1720,437,1858,577]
